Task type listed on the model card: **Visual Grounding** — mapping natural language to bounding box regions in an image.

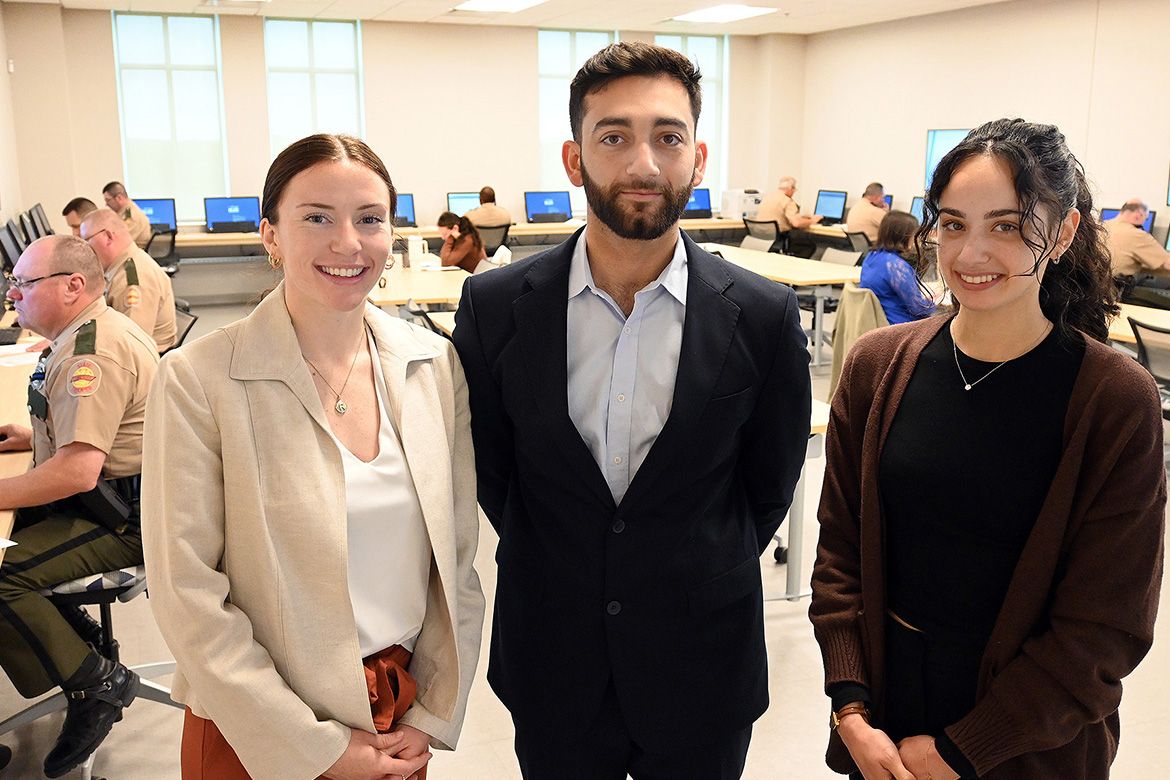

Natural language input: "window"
[537,30,615,215]
[264,20,364,159]
[655,35,727,211]
[113,14,228,221]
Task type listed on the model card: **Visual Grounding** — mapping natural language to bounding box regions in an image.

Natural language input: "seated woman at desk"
[858,210,935,324]
[142,133,484,780]
[437,211,494,274]
[811,118,1164,780]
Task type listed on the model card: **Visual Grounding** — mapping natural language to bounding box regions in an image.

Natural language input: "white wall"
[797,0,1170,238]
[0,3,22,227]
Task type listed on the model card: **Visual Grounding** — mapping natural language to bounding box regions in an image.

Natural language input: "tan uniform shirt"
[1104,217,1170,277]
[106,245,177,352]
[123,202,152,248]
[31,297,159,478]
[757,189,800,232]
[464,203,512,227]
[846,199,886,244]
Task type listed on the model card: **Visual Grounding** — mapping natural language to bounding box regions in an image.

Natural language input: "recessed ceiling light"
[453,0,547,11]
[672,4,776,23]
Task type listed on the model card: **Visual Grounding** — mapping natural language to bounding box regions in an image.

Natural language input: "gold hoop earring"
[386,255,395,270]
[269,254,282,270]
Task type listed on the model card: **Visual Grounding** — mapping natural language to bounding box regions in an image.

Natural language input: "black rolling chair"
[145,229,180,276]
[1129,317,1170,422]
[845,231,870,254]
[477,224,511,257]
[0,567,181,780]
[742,218,787,253]
[170,306,198,352]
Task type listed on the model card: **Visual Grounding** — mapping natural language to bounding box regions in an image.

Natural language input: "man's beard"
[581,163,694,241]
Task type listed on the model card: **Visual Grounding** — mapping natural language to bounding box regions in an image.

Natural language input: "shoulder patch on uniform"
[68,359,101,397]
[126,286,141,307]
[124,257,140,287]
[73,320,97,355]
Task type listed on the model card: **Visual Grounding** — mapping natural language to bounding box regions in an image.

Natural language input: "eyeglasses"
[82,229,110,244]
[5,272,73,291]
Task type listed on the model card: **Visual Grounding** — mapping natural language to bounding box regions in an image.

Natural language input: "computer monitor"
[135,198,177,231]
[814,190,848,225]
[1101,207,1155,232]
[883,194,893,208]
[683,188,712,219]
[525,191,572,223]
[1165,229,1170,252]
[204,197,260,233]
[925,128,970,189]
[394,193,416,228]
[447,192,481,217]
[910,196,925,224]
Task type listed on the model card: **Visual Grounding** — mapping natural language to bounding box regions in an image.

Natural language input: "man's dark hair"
[101,181,127,197]
[569,41,701,143]
[62,197,97,218]
[479,186,496,204]
[1119,200,1147,214]
[863,182,884,198]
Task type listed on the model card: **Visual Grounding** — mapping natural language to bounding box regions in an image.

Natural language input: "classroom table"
[699,242,862,366]
[1108,303,1170,343]
[0,348,40,565]
[367,258,468,307]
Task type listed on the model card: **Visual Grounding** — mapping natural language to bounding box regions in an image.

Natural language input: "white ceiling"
[4,0,1014,36]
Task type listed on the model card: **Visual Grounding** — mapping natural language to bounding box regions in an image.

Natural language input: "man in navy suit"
[453,41,812,779]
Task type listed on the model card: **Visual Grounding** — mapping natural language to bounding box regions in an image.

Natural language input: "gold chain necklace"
[303,340,363,414]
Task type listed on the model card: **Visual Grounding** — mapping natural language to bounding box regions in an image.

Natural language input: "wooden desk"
[0,356,37,564]
[1108,303,1170,343]
[700,243,861,366]
[368,260,468,307]
[428,311,457,336]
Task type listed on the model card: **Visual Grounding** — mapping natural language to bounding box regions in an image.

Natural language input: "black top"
[881,321,1084,646]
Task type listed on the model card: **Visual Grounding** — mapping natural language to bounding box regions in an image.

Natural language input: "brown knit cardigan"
[810,314,1166,779]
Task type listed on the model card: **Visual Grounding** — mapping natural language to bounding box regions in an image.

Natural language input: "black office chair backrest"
[478,224,511,255]
[19,212,38,241]
[146,229,177,258]
[30,203,53,237]
[5,220,25,252]
[170,307,198,352]
[1130,317,1170,386]
[845,232,870,253]
[743,219,781,242]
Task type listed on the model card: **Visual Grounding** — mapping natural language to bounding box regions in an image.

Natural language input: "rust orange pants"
[180,645,427,780]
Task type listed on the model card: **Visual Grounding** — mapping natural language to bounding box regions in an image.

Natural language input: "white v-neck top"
[333,330,430,656]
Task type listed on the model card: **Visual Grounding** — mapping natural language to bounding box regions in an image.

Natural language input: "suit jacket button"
[606,601,621,615]
[612,519,625,534]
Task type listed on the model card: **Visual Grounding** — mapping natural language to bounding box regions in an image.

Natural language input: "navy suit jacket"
[453,229,812,746]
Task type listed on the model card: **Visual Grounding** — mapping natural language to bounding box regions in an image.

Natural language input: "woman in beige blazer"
[142,134,484,780]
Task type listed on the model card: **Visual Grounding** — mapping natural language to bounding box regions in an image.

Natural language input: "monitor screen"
[814,190,848,223]
[925,129,970,189]
[1101,208,1155,232]
[1165,229,1170,252]
[447,192,481,217]
[910,196,925,224]
[683,188,712,218]
[883,194,893,207]
[524,191,572,222]
[135,198,177,230]
[204,197,260,232]
[395,193,416,227]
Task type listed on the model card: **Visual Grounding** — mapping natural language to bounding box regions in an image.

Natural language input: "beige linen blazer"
[141,284,484,780]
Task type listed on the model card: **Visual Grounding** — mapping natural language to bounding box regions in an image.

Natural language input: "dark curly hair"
[916,118,1118,343]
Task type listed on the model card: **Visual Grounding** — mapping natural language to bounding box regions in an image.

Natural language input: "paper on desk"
[0,538,15,550]
[0,345,40,367]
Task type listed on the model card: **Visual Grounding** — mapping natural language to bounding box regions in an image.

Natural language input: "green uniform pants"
[0,505,143,698]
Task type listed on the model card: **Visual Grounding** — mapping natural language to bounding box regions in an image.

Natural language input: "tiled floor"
[1,303,1167,779]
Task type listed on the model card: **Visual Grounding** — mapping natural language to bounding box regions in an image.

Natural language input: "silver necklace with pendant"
[952,322,1051,391]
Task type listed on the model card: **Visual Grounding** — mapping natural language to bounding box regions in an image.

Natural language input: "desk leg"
[766,432,823,603]
[812,289,827,367]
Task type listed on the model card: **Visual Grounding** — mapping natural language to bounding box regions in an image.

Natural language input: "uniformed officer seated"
[0,235,160,778]
[80,208,177,353]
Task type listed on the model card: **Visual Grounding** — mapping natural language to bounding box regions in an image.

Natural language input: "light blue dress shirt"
[566,233,688,504]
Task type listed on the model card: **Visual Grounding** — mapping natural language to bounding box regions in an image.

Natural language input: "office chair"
[845,231,871,254]
[0,567,182,780]
[1129,317,1170,423]
[145,229,180,276]
[742,219,786,253]
[169,306,199,353]
[477,224,511,256]
[831,284,889,396]
[821,247,865,266]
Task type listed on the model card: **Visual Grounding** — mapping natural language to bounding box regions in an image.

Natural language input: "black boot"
[56,604,107,653]
[43,653,139,779]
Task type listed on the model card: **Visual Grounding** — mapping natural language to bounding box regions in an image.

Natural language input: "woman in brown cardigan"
[437,211,491,274]
[810,118,1165,780]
